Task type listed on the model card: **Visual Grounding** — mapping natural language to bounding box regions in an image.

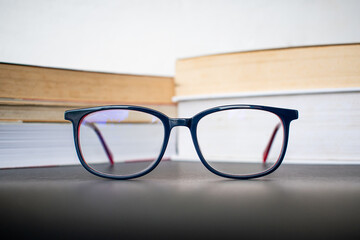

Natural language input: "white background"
[0,0,359,76]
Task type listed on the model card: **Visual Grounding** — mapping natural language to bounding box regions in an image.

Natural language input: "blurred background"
[1,0,359,76]
[0,0,359,168]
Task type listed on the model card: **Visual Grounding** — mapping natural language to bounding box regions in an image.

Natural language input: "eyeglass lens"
[78,110,164,176]
[196,109,284,176]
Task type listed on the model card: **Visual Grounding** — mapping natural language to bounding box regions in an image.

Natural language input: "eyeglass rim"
[191,105,297,179]
[65,104,298,180]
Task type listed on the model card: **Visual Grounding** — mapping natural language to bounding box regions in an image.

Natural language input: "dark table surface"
[1,161,360,239]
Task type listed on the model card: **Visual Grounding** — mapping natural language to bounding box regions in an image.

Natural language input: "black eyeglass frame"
[65,105,298,180]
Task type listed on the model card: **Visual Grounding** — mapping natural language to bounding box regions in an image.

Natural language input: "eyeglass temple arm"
[263,123,281,163]
[85,122,114,165]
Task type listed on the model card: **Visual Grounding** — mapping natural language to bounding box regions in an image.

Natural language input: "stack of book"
[173,44,360,164]
[0,63,176,168]
[1,44,359,168]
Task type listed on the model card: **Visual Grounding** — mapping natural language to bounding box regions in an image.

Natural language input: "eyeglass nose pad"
[169,118,192,129]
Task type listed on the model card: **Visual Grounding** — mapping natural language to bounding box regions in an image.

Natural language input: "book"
[173,88,360,164]
[0,63,174,105]
[0,121,177,169]
[175,44,360,97]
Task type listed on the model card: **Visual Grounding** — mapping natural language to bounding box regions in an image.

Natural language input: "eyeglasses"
[65,105,298,180]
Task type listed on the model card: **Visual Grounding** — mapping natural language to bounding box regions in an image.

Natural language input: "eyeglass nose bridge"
[169,118,192,129]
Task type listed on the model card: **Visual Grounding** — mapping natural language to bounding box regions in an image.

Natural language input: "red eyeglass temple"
[263,123,281,163]
[85,122,114,165]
